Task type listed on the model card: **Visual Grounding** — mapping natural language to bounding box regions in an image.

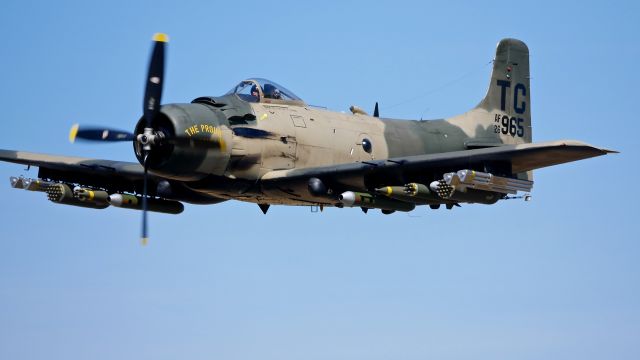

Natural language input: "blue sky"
[0,1,638,359]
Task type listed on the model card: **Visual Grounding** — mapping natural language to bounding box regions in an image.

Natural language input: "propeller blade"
[373,102,379,118]
[69,124,135,143]
[143,33,168,127]
[69,123,223,150]
[141,153,149,245]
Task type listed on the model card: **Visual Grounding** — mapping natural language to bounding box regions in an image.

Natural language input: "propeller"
[69,124,135,143]
[373,102,379,118]
[69,33,169,245]
[68,33,226,244]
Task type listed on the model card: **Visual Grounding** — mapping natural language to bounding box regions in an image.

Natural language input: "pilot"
[250,84,260,98]
[263,84,282,100]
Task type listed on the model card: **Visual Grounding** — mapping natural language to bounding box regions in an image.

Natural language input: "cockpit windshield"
[226,78,304,104]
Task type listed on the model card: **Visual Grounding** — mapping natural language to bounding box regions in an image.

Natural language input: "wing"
[0,149,150,193]
[261,140,616,191]
[0,149,227,205]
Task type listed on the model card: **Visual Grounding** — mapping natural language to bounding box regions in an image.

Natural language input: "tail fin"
[477,38,532,144]
[446,39,533,180]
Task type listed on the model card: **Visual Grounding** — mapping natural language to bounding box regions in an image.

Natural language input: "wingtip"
[553,140,619,155]
[69,123,79,143]
[153,33,169,43]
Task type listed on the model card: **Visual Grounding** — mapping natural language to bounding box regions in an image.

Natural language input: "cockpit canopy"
[226,78,305,105]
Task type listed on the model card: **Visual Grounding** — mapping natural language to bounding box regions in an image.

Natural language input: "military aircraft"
[0,34,615,243]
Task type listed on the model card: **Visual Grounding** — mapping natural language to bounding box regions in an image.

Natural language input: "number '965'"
[494,114,525,137]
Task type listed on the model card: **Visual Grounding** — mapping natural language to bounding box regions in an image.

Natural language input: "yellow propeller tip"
[141,237,149,246]
[69,123,79,143]
[153,33,169,43]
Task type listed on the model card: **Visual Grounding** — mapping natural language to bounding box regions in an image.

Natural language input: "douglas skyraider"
[0,34,615,243]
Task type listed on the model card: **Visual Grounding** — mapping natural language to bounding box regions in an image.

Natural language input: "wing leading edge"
[0,149,146,179]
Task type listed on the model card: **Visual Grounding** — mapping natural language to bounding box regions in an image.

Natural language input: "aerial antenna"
[386,60,493,110]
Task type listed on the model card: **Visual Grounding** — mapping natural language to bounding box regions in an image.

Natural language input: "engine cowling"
[134,103,233,181]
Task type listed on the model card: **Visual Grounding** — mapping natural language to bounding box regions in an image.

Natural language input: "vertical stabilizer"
[476,38,532,144]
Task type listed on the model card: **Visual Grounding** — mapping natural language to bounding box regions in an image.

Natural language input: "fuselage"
[154,95,472,206]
